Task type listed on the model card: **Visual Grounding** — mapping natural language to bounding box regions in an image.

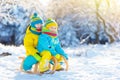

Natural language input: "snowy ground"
[1,43,120,80]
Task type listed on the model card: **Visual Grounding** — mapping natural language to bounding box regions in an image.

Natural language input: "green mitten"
[33,52,41,61]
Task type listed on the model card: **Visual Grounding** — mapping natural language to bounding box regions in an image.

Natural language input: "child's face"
[49,26,57,33]
[35,23,43,32]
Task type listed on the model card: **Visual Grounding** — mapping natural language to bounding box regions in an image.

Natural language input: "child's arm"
[37,34,58,56]
[24,33,39,55]
[55,40,68,60]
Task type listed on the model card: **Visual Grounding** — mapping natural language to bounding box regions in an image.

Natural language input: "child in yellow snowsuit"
[37,19,68,73]
[22,13,43,71]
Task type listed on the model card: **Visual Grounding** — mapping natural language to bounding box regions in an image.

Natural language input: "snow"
[1,0,120,79]
[1,0,120,46]
[1,43,120,80]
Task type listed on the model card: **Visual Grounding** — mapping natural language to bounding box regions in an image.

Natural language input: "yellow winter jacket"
[24,26,39,56]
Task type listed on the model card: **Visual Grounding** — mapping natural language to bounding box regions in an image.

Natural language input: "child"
[22,13,43,71]
[37,19,68,73]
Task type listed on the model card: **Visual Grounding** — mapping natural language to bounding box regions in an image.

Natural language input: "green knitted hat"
[44,18,58,29]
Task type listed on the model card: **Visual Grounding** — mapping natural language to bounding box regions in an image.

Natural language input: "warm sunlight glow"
[39,0,49,6]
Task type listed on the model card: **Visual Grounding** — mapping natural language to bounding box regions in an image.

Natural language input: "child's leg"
[55,54,64,70]
[22,55,38,71]
[39,50,51,73]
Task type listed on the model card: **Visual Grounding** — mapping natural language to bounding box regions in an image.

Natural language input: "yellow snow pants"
[39,50,51,72]
[39,50,64,72]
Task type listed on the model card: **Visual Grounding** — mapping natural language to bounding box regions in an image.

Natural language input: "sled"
[48,56,69,72]
[61,56,68,71]
[18,56,68,74]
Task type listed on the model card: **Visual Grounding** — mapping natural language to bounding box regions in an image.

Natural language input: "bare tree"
[94,0,118,43]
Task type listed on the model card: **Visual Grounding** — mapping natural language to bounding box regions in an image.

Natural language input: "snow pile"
[1,43,120,80]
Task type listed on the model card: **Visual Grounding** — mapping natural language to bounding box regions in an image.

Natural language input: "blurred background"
[0,0,120,47]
